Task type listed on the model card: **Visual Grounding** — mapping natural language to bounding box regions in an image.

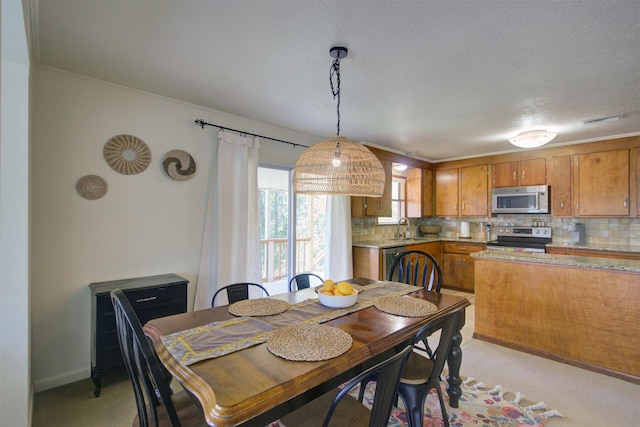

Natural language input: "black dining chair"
[110,289,207,427]
[388,250,442,292]
[280,345,413,427]
[396,310,462,427]
[289,273,324,292]
[211,282,269,306]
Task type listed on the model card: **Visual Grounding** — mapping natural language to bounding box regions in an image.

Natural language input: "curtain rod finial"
[195,119,205,129]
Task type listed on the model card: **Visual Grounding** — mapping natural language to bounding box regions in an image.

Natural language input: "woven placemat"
[267,323,352,361]
[374,296,437,317]
[228,298,290,317]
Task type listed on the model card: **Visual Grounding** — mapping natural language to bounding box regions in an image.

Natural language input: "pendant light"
[293,47,385,197]
[509,130,557,148]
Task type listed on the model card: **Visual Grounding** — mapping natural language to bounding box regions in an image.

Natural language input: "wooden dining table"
[143,279,470,427]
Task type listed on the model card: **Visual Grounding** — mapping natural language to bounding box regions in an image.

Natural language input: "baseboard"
[32,367,89,393]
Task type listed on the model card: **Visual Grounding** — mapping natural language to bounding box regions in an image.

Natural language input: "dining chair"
[388,250,442,292]
[211,282,269,306]
[110,289,207,427]
[289,273,324,292]
[280,345,413,427]
[396,309,462,427]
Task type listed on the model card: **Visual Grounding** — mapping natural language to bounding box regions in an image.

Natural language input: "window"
[378,176,406,224]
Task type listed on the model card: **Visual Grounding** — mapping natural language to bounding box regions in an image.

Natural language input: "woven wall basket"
[103,134,151,175]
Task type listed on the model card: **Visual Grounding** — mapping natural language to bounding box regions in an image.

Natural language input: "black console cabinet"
[89,273,188,397]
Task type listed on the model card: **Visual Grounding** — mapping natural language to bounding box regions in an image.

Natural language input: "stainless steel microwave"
[491,185,549,214]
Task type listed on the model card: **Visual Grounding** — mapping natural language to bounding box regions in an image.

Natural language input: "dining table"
[143,278,470,427]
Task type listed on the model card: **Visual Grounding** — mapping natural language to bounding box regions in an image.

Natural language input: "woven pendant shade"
[293,136,385,196]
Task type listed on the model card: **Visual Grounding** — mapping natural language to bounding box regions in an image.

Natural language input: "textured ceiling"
[31,0,640,161]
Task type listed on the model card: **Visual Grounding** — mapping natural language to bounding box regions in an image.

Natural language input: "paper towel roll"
[460,222,470,238]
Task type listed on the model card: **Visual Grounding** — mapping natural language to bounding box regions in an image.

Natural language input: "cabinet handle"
[136,296,157,303]
[513,171,516,181]
[560,200,564,209]
[624,198,628,208]
[462,202,465,211]
[522,170,525,180]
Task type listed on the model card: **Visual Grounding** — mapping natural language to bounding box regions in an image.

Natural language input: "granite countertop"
[546,241,640,254]
[471,250,640,273]
[353,236,488,249]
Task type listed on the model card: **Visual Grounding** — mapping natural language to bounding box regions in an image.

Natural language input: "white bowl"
[317,288,358,308]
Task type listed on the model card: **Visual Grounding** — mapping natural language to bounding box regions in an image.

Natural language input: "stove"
[486,226,552,253]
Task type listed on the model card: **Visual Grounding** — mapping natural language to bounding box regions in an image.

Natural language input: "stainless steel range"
[486,226,552,253]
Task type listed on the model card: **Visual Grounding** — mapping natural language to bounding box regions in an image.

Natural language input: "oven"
[486,226,552,253]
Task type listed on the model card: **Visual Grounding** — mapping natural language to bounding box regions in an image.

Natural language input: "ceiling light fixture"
[508,130,557,148]
[293,47,385,197]
[393,163,408,171]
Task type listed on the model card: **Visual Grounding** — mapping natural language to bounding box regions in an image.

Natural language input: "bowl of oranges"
[317,280,358,308]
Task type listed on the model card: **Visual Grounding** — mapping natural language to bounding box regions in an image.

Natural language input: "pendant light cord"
[330,56,341,136]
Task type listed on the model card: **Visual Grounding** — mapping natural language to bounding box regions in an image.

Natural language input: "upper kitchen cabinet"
[460,165,489,216]
[351,160,393,217]
[575,149,631,216]
[492,158,546,188]
[551,155,572,217]
[406,168,434,218]
[435,165,488,217]
[435,169,459,216]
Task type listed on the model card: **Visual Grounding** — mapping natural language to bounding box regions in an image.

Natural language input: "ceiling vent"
[580,114,623,125]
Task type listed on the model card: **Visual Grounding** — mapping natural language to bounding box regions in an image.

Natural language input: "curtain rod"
[194,119,309,148]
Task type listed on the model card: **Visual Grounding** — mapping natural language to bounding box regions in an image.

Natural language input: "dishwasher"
[381,246,406,280]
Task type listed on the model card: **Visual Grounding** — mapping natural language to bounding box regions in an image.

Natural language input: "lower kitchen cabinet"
[352,246,381,281]
[442,242,485,292]
[89,273,188,397]
[407,241,442,266]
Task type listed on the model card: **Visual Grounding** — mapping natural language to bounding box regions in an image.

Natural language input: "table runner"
[161,281,419,365]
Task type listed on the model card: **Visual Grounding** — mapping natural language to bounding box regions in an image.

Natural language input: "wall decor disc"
[103,134,151,175]
[76,175,108,200]
[162,149,196,181]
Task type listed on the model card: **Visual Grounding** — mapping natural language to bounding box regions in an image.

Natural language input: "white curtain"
[324,195,353,281]
[194,130,261,309]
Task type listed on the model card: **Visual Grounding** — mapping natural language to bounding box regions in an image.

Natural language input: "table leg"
[446,309,465,408]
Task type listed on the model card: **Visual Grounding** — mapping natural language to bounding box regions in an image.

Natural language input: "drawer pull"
[136,296,157,303]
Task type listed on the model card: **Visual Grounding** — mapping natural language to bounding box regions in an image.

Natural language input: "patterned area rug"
[270,373,563,427]
[351,374,564,427]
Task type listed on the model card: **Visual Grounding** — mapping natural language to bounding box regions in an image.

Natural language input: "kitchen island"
[472,250,640,384]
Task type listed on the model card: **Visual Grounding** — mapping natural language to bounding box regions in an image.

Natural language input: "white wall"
[1,0,31,425]
[30,67,319,391]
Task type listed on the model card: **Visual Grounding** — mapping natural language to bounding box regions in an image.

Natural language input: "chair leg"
[435,387,450,427]
[397,384,428,427]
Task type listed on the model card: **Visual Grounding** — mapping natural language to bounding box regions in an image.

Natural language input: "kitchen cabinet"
[435,169,459,216]
[575,149,630,216]
[492,158,546,188]
[442,242,485,292]
[352,246,381,280]
[407,241,442,266]
[351,160,393,217]
[436,166,488,217]
[89,273,188,397]
[406,168,434,218]
[551,155,572,217]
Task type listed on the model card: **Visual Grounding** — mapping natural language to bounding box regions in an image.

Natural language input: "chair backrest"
[289,273,324,292]
[211,282,269,306]
[411,309,461,383]
[110,289,181,427]
[388,250,442,291]
[323,345,413,427]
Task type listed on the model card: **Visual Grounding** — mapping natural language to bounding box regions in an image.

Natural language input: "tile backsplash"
[352,215,640,246]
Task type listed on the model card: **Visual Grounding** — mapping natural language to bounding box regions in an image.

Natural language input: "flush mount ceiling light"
[293,47,385,197]
[392,163,408,171]
[508,130,557,148]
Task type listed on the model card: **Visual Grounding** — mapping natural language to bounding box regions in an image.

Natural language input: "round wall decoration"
[103,134,151,175]
[76,175,108,200]
[162,149,196,181]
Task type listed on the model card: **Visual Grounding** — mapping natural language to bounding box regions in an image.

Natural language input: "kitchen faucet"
[397,217,409,239]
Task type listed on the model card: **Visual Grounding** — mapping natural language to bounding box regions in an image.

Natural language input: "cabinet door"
[576,149,629,216]
[408,242,442,266]
[460,254,476,291]
[406,167,423,218]
[421,169,434,217]
[435,169,459,216]
[352,247,381,280]
[492,161,518,187]
[552,155,572,217]
[442,253,462,289]
[460,165,488,216]
[520,158,547,186]
[351,160,393,217]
